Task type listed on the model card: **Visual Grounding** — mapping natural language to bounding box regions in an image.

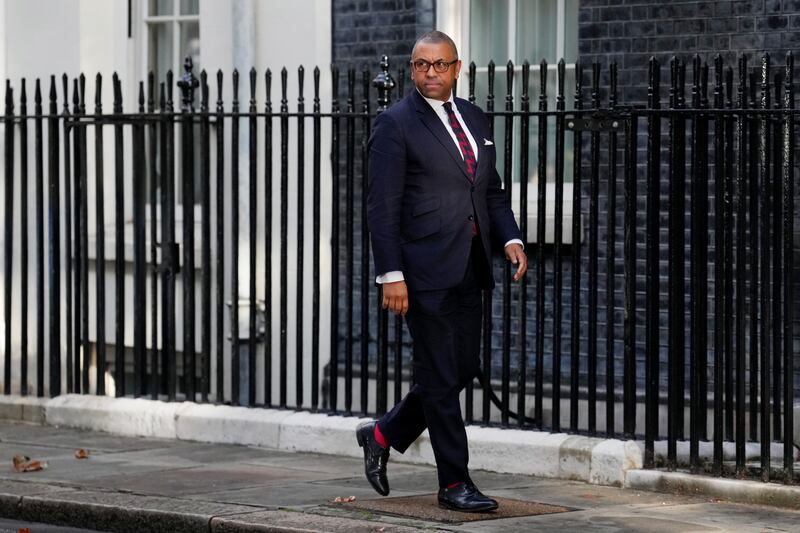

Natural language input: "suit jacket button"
[468,215,474,221]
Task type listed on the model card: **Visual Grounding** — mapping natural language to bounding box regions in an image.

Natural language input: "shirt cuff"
[504,238,524,249]
[376,271,405,284]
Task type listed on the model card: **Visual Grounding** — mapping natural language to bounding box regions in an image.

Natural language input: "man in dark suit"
[356,30,527,512]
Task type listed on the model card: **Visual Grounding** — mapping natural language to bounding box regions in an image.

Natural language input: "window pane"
[564,0,579,62]
[518,66,576,184]
[180,0,199,15]
[469,0,509,66]
[148,22,173,85]
[469,67,510,180]
[515,0,558,63]
[148,0,173,16]
[468,66,576,183]
[180,21,201,73]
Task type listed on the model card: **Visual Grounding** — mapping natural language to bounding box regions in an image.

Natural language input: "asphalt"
[0,421,797,532]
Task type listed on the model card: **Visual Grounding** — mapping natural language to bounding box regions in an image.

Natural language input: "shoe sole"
[438,500,498,513]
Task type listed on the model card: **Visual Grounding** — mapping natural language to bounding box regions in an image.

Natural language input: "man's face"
[410,41,461,101]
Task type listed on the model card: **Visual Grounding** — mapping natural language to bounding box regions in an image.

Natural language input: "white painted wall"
[0,0,333,405]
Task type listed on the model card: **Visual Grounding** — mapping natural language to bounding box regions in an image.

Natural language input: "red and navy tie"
[443,101,476,183]
[443,101,477,236]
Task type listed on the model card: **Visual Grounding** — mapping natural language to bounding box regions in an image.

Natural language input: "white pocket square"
[483,138,493,146]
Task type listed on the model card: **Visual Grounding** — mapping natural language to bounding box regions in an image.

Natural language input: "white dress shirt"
[375,90,523,284]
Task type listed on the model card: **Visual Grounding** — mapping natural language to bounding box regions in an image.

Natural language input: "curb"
[0,485,423,533]
[625,469,800,509]
[0,394,642,487]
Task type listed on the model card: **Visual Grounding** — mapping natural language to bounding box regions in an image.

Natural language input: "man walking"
[358,30,527,512]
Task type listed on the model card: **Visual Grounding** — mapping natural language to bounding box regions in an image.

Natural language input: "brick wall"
[579,0,800,102]
[332,0,435,83]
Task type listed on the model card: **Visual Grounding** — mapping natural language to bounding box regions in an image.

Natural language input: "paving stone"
[0,424,178,453]
[631,501,800,531]
[210,509,425,533]
[0,452,188,485]
[79,463,347,497]
[187,479,419,508]
[490,479,706,510]
[106,442,278,466]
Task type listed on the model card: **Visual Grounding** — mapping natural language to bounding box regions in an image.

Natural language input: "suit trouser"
[377,239,489,488]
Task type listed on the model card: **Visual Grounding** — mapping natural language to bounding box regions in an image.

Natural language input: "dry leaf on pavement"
[18,528,31,533]
[12,454,47,473]
[332,495,357,503]
[75,449,90,459]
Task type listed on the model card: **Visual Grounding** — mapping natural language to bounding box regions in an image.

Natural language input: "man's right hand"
[381,281,409,315]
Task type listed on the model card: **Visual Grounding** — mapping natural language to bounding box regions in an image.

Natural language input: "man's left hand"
[505,243,527,282]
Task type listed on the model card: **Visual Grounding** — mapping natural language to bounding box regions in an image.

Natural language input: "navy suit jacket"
[367,89,522,293]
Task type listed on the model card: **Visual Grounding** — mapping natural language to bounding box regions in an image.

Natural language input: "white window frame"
[141,0,201,86]
[438,0,581,244]
[118,0,204,255]
[457,0,576,104]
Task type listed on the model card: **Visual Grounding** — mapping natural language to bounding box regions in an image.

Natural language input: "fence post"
[372,55,395,112]
[177,56,198,401]
[372,55,394,416]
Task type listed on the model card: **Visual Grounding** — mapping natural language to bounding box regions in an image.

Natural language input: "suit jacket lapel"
[412,91,471,182]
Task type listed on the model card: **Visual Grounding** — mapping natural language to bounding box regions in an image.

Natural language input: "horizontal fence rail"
[0,53,797,484]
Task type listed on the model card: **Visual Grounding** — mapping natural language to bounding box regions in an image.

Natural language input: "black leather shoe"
[356,421,390,496]
[438,483,498,512]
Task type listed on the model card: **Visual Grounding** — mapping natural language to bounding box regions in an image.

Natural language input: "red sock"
[446,481,463,489]
[373,423,389,449]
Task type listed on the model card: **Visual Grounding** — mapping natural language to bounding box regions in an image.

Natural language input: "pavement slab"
[210,509,428,533]
[186,479,421,508]
[0,451,190,485]
[489,479,707,509]
[77,463,346,497]
[241,451,431,478]
[0,423,179,453]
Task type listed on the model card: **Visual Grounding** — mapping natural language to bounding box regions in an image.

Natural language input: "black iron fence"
[0,53,797,484]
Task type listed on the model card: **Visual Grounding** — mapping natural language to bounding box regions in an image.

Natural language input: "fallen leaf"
[333,495,356,503]
[12,454,47,473]
[18,528,31,533]
[75,449,90,459]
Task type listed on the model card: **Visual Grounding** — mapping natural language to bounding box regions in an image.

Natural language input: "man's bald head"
[412,31,459,60]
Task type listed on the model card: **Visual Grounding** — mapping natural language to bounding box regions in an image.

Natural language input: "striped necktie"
[443,101,478,236]
[443,101,476,183]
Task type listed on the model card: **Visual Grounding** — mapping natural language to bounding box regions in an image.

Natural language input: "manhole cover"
[330,494,573,523]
